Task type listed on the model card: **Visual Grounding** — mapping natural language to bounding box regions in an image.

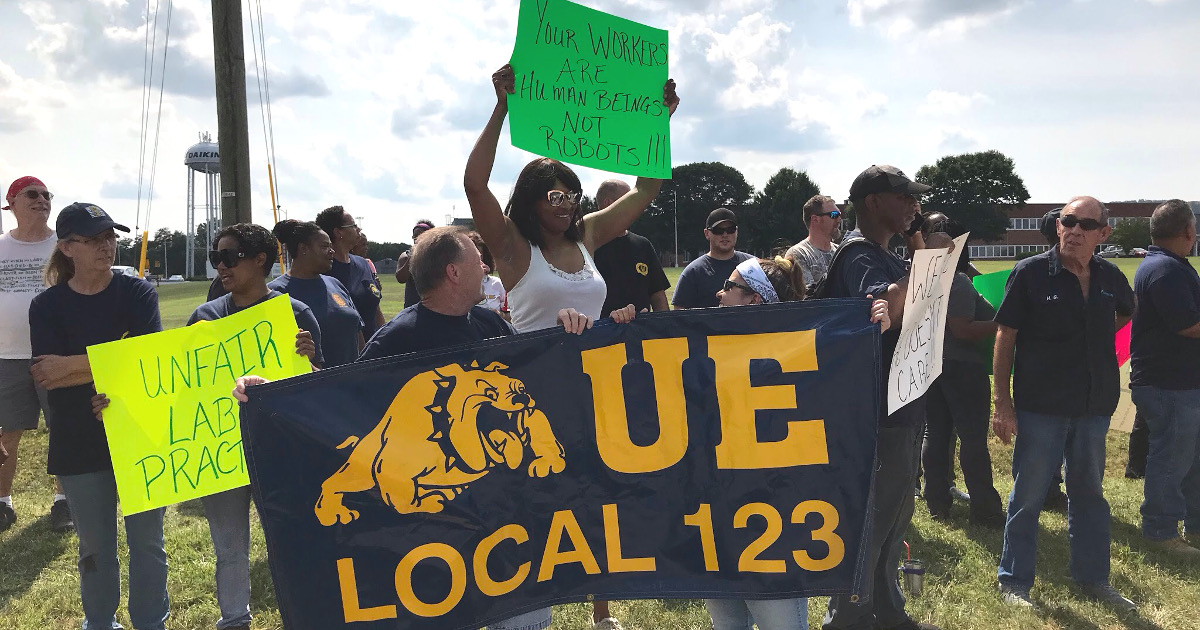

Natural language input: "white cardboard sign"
[887,233,969,415]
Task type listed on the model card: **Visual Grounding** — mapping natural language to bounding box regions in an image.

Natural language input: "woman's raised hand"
[492,64,516,105]
[664,79,680,117]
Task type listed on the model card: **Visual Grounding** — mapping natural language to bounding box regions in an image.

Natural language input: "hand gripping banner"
[240,299,881,630]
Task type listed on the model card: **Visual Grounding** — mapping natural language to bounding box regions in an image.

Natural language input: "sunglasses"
[547,190,581,207]
[814,210,841,219]
[722,278,754,294]
[21,190,53,201]
[709,225,738,235]
[208,248,247,269]
[340,223,359,231]
[1059,214,1106,231]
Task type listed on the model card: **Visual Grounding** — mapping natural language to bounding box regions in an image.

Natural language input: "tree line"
[626,149,1033,262]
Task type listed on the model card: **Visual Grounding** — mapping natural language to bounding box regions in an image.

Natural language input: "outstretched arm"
[464,64,523,269]
[582,80,679,252]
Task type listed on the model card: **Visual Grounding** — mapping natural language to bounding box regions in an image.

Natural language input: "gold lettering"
[336,557,397,622]
[709,331,829,469]
[602,503,656,572]
[394,543,466,617]
[582,338,689,473]
[537,509,601,582]
[474,524,531,597]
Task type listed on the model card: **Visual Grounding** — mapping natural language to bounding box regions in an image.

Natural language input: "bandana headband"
[735,257,779,304]
[3,176,46,210]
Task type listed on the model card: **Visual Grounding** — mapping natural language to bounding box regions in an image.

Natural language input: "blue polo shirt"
[1130,246,1200,390]
[824,230,925,428]
[994,246,1135,417]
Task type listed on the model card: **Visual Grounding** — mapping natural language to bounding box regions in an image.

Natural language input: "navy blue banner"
[241,299,880,630]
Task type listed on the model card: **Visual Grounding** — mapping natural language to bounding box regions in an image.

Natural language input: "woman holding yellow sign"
[29,202,170,630]
[186,222,320,630]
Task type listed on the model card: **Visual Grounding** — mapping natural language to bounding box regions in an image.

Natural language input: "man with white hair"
[992,196,1137,612]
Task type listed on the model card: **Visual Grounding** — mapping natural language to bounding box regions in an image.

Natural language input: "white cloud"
[918,90,990,116]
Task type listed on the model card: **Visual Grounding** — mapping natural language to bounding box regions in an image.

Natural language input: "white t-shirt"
[478,275,507,313]
[0,231,57,359]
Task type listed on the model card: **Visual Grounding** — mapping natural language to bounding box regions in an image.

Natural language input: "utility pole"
[211,0,252,226]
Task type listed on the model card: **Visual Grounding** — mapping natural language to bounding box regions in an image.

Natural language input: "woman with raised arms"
[464,63,677,630]
[464,64,678,334]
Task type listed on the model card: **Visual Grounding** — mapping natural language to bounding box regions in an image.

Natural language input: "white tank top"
[508,241,607,333]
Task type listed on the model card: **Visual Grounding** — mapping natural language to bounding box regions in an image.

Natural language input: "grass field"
[3,258,1200,629]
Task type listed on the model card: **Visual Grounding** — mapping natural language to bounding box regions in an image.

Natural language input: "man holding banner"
[992,196,1136,612]
[821,165,938,630]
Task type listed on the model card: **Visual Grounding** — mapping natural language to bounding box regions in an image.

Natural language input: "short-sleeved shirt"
[0,231,57,359]
[327,255,383,339]
[268,274,363,368]
[1130,246,1200,390]
[479,275,507,313]
[786,238,837,287]
[359,303,516,362]
[188,291,325,367]
[994,246,1135,417]
[944,272,995,365]
[29,273,162,475]
[824,230,924,428]
[672,251,753,309]
[593,231,671,317]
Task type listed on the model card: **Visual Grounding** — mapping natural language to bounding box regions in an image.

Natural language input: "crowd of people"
[1,65,1198,630]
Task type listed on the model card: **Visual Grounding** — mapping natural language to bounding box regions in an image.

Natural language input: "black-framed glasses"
[709,225,737,235]
[22,190,53,201]
[814,210,841,219]
[1059,214,1106,231]
[547,190,581,207]
[722,279,754,294]
[208,248,247,269]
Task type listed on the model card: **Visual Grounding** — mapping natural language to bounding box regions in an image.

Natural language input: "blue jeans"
[486,607,552,630]
[824,422,923,630]
[59,471,169,630]
[997,411,1111,590]
[706,597,808,630]
[201,487,253,628]
[1131,386,1200,541]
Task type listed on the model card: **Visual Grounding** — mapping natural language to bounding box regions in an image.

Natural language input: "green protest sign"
[972,270,1011,376]
[86,295,312,515]
[508,0,671,178]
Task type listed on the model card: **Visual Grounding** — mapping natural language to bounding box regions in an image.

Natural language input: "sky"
[1,0,1197,243]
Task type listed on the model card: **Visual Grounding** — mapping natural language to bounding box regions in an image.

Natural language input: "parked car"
[165,274,185,282]
[1130,247,1148,258]
[1099,245,1121,258]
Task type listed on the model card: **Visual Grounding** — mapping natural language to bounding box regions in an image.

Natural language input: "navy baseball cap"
[848,165,932,200]
[56,202,130,239]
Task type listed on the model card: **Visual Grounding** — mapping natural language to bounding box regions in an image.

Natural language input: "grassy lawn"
[4,261,1200,629]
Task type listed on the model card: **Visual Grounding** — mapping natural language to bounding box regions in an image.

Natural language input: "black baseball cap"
[56,202,131,239]
[706,207,737,229]
[848,165,932,200]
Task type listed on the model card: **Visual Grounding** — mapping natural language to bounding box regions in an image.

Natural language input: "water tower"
[184,133,221,278]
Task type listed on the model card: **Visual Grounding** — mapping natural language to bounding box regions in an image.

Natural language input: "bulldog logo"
[314,361,566,526]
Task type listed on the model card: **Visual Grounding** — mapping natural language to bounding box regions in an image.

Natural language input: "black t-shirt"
[593,231,671,317]
[1130,246,1200,389]
[188,291,325,367]
[29,274,163,475]
[825,230,925,428]
[672,251,753,309]
[994,246,1135,416]
[328,255,383,339]
[359,303,516,362]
